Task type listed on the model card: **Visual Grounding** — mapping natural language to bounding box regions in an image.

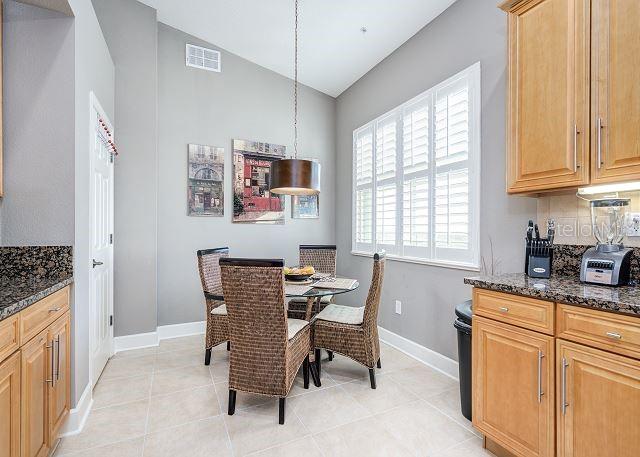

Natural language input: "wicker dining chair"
[197,247,230,365]
[288,245,337,320]
[220,258,311,425]
[313,252,385,389]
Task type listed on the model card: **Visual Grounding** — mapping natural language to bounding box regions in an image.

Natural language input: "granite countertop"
[0,274,74,321]
[464,273,640,317]
[0,246,74,321]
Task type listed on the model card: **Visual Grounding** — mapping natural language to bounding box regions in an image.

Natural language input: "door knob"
[92,259,104,268]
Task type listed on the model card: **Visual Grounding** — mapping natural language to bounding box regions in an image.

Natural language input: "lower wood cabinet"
[0,351,20,457]
[20,330,50,457]
[557,340,640,457]
[473,316,554,457]
[0,287,71,457]
[48,313,70,442]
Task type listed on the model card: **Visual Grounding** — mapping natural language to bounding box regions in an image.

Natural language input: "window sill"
[350,250,480,272]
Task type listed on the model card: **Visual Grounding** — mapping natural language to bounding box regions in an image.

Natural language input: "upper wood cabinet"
[502,0,640,193]
[591,0,640,183]
[557,339,640,457]
[473,316,555,457]
[503,0,590,193]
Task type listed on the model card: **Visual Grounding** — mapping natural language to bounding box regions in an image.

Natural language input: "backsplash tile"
[537,191,640,247]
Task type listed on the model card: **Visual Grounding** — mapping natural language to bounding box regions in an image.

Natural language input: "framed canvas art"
[188,144,224,216]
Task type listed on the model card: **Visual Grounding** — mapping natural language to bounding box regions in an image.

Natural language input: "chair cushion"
[289,295,333,304]
[315,304,364,325]
[210,303,227,315]
[287,318,309,340]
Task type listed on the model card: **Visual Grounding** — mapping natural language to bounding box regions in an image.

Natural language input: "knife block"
[525,239,553,279]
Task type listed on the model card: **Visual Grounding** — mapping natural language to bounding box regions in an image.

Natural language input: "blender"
[580,198,633,286]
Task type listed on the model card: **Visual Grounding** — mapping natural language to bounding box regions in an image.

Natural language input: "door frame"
[88,91,114,387]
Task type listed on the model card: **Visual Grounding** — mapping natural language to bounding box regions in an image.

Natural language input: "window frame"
[351,62,481,271]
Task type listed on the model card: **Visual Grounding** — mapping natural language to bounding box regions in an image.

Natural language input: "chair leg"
[279,398,286,425]
[377,357,381,369]
[303,355,310,389]
[228,390,236,415]
[327,350,334,361]
[227,341,230,351]
[369,368,377,389]
[204,348,212,366]
[315,348,322,379]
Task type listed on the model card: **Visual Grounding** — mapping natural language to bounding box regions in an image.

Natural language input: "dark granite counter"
[0,246,73,321]
[0,274,73,321]
[464,273,640,317]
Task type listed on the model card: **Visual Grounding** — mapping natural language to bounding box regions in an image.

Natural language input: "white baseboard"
[157,320,205,340]
[60,382,93,437]
[114,331,159,352]
[378,326,459,381]
[114,321,205,353]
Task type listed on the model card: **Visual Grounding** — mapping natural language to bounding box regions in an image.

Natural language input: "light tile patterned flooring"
[54,334,495,457]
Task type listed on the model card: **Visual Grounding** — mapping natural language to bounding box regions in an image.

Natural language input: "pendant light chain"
[293,0,299,159]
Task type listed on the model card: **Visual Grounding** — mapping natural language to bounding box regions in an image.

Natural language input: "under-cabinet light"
[577,181,640,195]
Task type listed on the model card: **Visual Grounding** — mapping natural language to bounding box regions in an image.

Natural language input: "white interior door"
[90,92,114,385]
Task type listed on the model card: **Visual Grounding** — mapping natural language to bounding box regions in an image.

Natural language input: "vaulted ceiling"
[137,0,458,97]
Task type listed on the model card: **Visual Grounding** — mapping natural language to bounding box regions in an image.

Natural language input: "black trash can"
[454,299,472,421]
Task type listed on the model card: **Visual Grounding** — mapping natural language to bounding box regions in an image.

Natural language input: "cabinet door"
[591,0,640,183]
[21,330,51,457]
[473,316,554,457]
[0,352,20,457]
[557,340,640,457]
[504,0,590,193]
[48,312,70,442]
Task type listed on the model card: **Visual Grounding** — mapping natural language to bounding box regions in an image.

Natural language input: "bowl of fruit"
[283,265,315,282]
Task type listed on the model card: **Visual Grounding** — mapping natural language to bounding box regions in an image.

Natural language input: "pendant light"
[270,0,321,196]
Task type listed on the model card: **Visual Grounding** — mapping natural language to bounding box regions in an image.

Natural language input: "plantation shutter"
[352,63,480,269]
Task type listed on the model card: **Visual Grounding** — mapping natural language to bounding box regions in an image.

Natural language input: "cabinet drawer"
[20,286,70,345]
[557,304,640,359]
[0,314,20,362]
[473,288,555,335]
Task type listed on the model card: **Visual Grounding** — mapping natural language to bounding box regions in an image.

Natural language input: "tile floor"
[54,334,495,457]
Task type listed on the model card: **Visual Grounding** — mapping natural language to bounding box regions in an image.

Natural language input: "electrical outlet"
[627,213,640,237]
[395,300,402,315]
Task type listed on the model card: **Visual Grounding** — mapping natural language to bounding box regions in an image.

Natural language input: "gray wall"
[92,0,158,337]
[1,0,74,245]
[156,24,336,326]
[68,0,115,405]
[335,0,536,360]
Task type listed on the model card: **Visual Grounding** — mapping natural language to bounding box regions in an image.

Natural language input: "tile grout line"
[210,361,236,456]
[140,359,156,457]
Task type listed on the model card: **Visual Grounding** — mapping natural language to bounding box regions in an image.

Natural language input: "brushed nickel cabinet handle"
[597,117,604,169]
[537,351,545,403]
[49,307,62,313]
[606,331,622,340]
[55,336,61,381]
[574,125,580,172]
[561,357,569,415]
[499,307,509,313]
[46,342,55,385]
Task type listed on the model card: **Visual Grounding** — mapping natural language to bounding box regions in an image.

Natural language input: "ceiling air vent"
[186,44,221,72]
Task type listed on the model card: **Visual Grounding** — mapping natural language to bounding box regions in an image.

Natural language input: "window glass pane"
[355,131,373,186]
[403,177,429,248]
[435,169,469,250]
[435,83,469,167]
[356,188,373,244]
[376,184,396,245]
[403,105,429,174]
[376,119,396,180]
